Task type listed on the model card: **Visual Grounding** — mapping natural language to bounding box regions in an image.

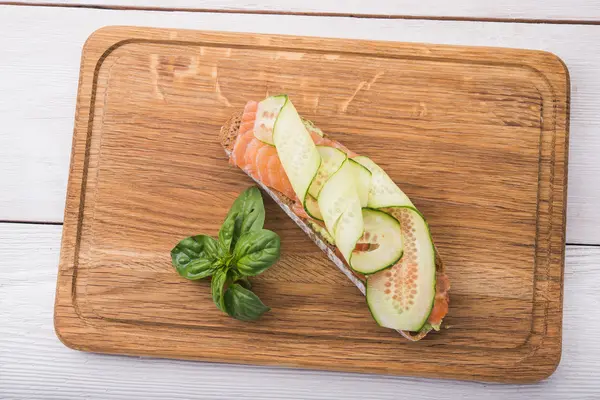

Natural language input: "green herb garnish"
[171,186,280,321]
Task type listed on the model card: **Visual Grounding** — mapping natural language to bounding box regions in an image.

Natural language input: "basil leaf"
[233,229,281,277]
[211,268,229,312]
[219,186,265,252]
[171,235,219,280]
[224,284,270,321]
[218,211,238,256]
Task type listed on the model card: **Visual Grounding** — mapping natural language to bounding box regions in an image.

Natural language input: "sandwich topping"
[229,95,449,334]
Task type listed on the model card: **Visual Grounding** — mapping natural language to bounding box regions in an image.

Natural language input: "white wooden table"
[1,2,600,398]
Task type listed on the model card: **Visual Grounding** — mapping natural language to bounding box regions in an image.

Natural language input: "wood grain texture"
[53,26,568,383]
[0,6,599,244]
[11,0,600,21]
[2,224,599,399]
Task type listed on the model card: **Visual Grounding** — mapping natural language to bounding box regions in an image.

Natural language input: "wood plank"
[0,5,599,245]
[1,223,598,397]
[53,26,567,382]
[11,0,600,21]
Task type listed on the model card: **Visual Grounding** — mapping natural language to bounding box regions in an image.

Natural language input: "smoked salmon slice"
[230,101,296,199]
[230,101,356,201]
[427,273,450,326]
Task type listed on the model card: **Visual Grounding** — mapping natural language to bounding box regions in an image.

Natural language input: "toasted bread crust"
[219,111,243,152]
[220,112,446,340]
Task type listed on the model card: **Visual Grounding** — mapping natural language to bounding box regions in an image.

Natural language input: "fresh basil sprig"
[171,186,280,321]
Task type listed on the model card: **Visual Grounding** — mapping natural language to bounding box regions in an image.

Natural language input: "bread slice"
[220,112,446,340]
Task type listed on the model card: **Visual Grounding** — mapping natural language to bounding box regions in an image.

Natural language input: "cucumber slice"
[317,160,357,236]
[334,201,363,265]
[302,119,324,137]
[351,209,403,274]
[308,146,347,198]
[348,158,371,207]
[317,160,364,263]
[254,95,287,145]
[306,219,335,245]
[366,207,436,331]
[353,156,414,209]
[305,194,323,221]
[272,97,321,207]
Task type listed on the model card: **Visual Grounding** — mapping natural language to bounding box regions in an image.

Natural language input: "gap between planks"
[1,1,600,25]
[0,220,596,247]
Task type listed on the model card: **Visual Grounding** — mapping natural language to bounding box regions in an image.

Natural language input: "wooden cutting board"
[55,26,569,383]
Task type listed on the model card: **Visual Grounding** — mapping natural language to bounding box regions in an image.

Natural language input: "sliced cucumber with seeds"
[305,194,323,221]
[308,146,347,199]
[254,95,287,145]
[317,160,361,239]
[353,156,413,209]
[256,96,438,333]
[366,207,436,331]
[317,160,364,265]
[317,161,405,274]
[334,199,364,265]
[348,158,371,207]
[317,160,364,264]
[351,208,403,275]
[272,96,321,208]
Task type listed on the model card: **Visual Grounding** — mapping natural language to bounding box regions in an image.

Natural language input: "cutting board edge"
[54,25,569,383]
